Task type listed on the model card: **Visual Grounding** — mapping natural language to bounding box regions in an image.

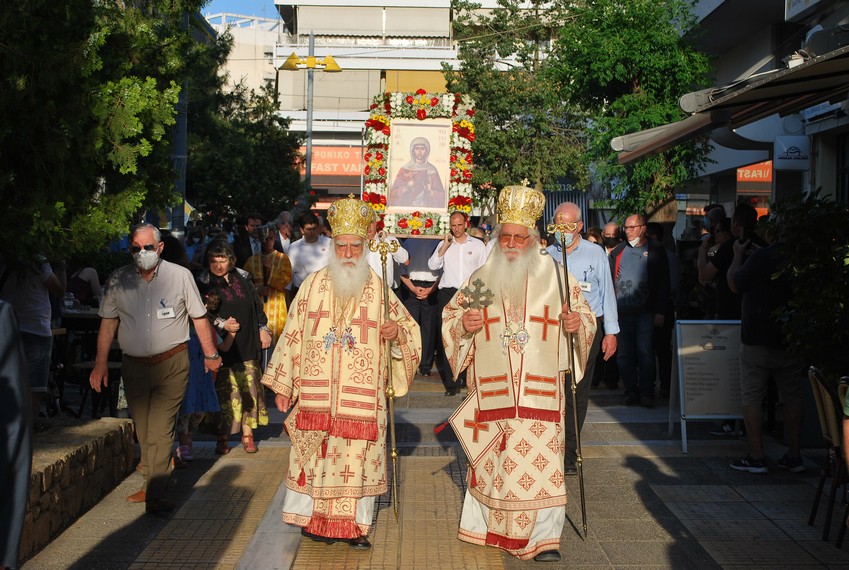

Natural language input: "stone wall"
[18,417,135,562]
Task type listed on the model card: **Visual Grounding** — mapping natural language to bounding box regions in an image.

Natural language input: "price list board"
[674,320,743,453]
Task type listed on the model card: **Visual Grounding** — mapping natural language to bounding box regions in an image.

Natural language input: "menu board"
[677,320,742,417]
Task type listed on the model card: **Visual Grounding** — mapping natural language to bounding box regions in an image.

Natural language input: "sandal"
[215,438,230,455]
[242,434,258,454]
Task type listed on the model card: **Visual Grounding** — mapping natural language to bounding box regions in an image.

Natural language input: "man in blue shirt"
[547,202,619,474]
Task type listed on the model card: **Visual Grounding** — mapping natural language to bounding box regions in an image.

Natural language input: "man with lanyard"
[546,202,619,475]
[90,223,222,515]
[428,211,487,395]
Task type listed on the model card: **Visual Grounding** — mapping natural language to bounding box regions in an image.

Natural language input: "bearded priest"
[261,195,421,550]
[443,184,596,562]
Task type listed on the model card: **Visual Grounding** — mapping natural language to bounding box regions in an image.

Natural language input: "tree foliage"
[762,191,849,382]
[549,0,712,217]
[185,33,304,225]
[0,0,212,263]
[444,0,588,202]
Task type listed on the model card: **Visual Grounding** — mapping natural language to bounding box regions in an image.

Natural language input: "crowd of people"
[0,188,809,566]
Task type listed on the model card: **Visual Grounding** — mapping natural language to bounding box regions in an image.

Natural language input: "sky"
[203,0,278,18]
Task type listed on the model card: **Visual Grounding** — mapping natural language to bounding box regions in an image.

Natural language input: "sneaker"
[777,453,805,473]
[709,422,744,437]
[177,445,193,462]
[730,456,768,474]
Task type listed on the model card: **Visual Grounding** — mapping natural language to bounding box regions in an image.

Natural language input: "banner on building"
[774,136,810,171]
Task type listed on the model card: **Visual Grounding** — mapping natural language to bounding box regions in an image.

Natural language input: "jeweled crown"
[328,194,375,238]
[496,184,545,229]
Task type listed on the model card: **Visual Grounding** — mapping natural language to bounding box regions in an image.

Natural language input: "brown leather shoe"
[126,490,146,503]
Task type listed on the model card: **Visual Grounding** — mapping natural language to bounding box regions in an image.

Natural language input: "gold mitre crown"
[496,183,545,229]
[327,194,375,238]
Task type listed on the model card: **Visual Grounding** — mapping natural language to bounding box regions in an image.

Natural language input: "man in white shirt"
[365,221,409,291]
[428,212,487,395]
[287,212,332,292]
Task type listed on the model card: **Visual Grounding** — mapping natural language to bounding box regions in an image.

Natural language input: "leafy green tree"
[444,0,588,201]
[549,0,712,218]
[762,191,849,382]
[185,37,304,225]
[0,1,213,263]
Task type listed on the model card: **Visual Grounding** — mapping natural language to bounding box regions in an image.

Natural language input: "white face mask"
[134,250,160,271]
[628,237,643,248]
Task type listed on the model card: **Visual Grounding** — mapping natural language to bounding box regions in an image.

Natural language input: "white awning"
[384,8,450,37]
[612,41,849,164]
[298,6,384,36]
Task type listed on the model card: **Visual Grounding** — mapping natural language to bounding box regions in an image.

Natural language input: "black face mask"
[603,236,619,248]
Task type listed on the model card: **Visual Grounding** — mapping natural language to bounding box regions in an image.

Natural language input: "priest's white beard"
[489,241,540,308]
[328,253,370,302]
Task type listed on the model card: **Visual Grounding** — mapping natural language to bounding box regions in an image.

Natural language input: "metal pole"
[545,221,589,539]
[368,232,401,520]
[305,30,315,198]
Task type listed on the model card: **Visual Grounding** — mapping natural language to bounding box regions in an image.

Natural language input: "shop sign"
[774,136,810,171]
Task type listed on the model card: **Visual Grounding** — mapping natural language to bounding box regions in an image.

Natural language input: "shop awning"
[612,40,849,164]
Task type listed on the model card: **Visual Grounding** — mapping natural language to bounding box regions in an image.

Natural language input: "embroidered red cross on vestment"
[308,299,329,336]
[529,305,559,342]
[481,307,500,342]
[464,408,490,443]
[350,305,377,343]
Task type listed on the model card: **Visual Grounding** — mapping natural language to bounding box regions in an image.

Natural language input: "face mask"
[554,231,574,248]
[628,237,642,248]
[603,236,619,248]
[134,250,159,271]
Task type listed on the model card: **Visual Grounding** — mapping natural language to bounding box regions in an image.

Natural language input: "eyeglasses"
[499,233,531,244]
[623,224,645,230]
[130,244,157,254]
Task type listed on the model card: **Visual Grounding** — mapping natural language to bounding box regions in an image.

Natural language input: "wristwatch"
[204,352,220,360]
[259,324,271,334]
[213,317,226,330]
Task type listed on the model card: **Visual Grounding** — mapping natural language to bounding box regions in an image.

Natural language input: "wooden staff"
[368,232,401,520]
[546,220,588,539]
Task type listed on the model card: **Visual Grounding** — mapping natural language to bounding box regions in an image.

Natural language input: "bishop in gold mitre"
[442,184,596,561]
[261,195,421,549]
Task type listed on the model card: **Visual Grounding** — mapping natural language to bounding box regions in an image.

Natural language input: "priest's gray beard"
[489,241,540,308]
[328,253,371,302]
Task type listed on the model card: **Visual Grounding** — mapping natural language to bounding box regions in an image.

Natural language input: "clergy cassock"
[244,250,292,345]
[443,249,596,560]
[261,266,421,539]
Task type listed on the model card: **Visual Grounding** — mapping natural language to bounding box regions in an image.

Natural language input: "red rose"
[379,194,387,205]
[364,165,371,175]
[430,97,438,106]
[362,192,371,202]
[468,133,475,142]
[411,229,420,235]
[406,95,414,104]
[450,169,457,177]
[398,218,408,228]
[375,152,383,160]
[377,220,385,232]
[450,155,457,162]
[384,101,391,111]
[466,109,475,117]
[412,211,421,217]
[383,126,390,135]
[416,108,427,120]
[424,219,433,228]
[416,88,427,95]
[370,103,377,110]
[378,167,385,176]
[463,171,472,180]
[452,124,459,132]
[364,153,372,161]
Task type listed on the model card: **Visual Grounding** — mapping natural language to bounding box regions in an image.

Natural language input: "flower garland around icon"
[362,90,475,236]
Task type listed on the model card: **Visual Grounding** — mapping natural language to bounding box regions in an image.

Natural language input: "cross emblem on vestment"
[350,305,377,343]
[529,305,559,342]
[481,307,500,342]
[326,446,342,465]
[308,300,329,336]
[340,465,356,483]
[464,408,490,443]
